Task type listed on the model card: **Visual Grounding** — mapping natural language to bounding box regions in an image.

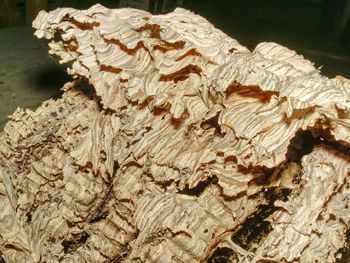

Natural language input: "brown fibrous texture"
[0,4,350,263]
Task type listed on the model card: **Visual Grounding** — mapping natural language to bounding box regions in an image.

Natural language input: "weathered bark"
[0,4,350,263]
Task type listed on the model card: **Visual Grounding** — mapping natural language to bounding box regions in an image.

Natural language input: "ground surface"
[0,26,71,130]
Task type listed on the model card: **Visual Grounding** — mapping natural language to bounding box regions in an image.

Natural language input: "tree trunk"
[0,4,350,263]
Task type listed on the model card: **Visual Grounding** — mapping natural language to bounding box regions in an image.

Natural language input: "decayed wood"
[0,4,350,263]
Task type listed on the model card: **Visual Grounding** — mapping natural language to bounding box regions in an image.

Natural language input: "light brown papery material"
[0,4,349,263]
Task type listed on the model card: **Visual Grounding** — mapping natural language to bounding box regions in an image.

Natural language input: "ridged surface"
[0,4,349,263]
[254,146,350,262]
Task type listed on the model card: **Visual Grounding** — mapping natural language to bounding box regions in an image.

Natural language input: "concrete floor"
[0,26,71,130]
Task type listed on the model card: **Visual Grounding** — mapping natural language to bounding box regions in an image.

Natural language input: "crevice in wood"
[225,80,279,103]
[287,128,350,164]
[176,48,201,61]
[61,14,100,30]
[178,175,218,197]
[70,78,96,100]
[135,23,186,53]
[100,64,123,74]
[207,247,237,263]
[200,113,222,136]
[231,187,291,252]
[159,64,202,83]
[61,231,90,254]
[286,130,322,163]
[336,228,350,263]
[103,37,152,58]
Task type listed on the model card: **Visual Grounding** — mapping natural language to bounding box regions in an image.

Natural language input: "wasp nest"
[0,4,350,263]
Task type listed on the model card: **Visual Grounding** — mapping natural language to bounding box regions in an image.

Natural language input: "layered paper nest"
[0,4,350,262]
